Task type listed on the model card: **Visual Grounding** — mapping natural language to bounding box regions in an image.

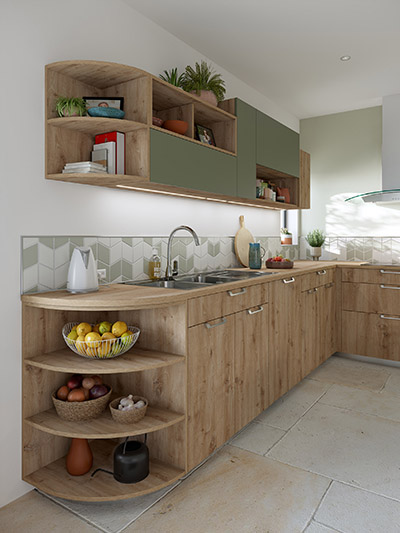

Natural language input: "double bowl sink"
[123,269,275,290]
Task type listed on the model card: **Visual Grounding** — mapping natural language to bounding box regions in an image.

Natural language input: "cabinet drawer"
[341,267,400,284]
[342,282,400,314]
[188,283,268,326]
[301,268,334,292]
[342,310,400,361]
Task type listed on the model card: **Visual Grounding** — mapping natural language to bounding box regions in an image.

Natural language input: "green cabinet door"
[256,111,299,177]
[236,99,256,199]
[150,129,236,196]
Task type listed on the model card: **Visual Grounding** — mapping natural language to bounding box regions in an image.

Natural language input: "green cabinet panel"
[256,111,299,177]
[150,129,236,196]
[236,99,256,199]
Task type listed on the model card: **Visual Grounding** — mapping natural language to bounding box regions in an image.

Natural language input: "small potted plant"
[181,60,226,106]
[280,228,292,245]
[55,96,87,117]
[305,229,326,260]
[159,67,185,88]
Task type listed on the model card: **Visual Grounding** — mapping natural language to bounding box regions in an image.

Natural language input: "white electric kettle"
[67,247,99,293]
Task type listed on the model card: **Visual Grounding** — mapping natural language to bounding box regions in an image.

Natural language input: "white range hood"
[346,94,400,204]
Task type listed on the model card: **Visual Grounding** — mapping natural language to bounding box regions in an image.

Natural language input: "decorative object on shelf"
[109,395,148,424]
[159,67,185,88]
[91,437,149,484]
[277,186,290,204]
[67,247,99,294]
[152,116,164,127]
[66,438,93,476]
[195,124,216,146]
[163,120,189,135]
[248,242,266,270]
[83,97,124,110]
[55,96,87,117]
[52,385,112,421]
[234,215,255,267]
[62,321,140,359]
[281,228,293,245]
[181,60,226,105]
[87,107,125,119]
[62,161,106,174]
[266,256,294,269]
[94,131,125,174]
[305,229,326,261]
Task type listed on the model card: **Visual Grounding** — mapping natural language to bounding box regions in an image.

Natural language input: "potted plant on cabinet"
[305,229,326,260]
[55,96,87,117]
[159,67,185,88]
[280,228,292,245]
[181,60,226,106]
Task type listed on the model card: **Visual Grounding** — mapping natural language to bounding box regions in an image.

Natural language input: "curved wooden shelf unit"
[24,347,185,374]
[25,406,185,439]
[23,440,184,502]
[48,117,148,135]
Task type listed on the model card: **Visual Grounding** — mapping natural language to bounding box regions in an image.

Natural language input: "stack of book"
[92,131,125,175]
[62,161,107,174]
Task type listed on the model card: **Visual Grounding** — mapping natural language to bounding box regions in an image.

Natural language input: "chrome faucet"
[166,226,200,279]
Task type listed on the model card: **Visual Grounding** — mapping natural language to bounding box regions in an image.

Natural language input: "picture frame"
[83,97,124,110]
[195,124,216,146]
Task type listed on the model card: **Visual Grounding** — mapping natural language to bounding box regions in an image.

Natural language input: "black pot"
[113,440,149,484]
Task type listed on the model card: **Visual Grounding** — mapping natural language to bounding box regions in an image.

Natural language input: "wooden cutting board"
[234,215,255,267]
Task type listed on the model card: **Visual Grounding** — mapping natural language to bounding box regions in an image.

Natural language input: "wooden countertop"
[21,261,366,311]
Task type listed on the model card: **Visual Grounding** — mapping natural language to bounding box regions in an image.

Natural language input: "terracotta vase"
[66,438,93,476]
[191,90,218,106]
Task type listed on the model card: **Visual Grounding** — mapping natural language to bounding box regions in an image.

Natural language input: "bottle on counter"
[148,248,161,280]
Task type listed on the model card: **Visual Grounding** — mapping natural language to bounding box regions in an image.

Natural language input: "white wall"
[300,106,400,236]
[1,0,299,507]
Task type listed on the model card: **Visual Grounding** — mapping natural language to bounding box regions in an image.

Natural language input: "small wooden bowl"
[163,120,188,135]
[52,387,112,421]
[266,260,294,269]
[109,396,148,424]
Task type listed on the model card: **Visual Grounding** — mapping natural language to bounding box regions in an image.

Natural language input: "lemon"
[97,343,111,358]
[76,322,92,337]
[86,346,98,357]
[120,331,133,347]
[99,321,112,335]
[67,329,78,341]
[111,342,123,355]
[85,331,102,348]
[93,323,101,333]
[112,321,128,337]
[75,335,87,355]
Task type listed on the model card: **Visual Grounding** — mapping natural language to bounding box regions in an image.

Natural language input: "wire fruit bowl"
[62,322,140,359]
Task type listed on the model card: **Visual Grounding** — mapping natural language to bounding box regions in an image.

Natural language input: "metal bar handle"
[247,305,264,315]
[227,288,247,296]
[205,317,227,329]
[307,287,318,294]
[325,282,334,289]
[380,269,400,275]
[380,284,400,290]
[380,314,400,321]
[283,277,295,284]
[317,270,327,275]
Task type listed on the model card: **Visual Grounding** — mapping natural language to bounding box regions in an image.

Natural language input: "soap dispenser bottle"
[148,248,161,280]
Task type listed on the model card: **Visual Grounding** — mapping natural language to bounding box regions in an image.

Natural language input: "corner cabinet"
[21,300,187,502]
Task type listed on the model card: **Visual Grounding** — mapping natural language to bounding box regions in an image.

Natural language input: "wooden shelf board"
[256,163,299,181]
[46,173,148,187]
[46,60,149,89]
[150,126,236,156]
[193,100,236,124]
[25,406,185,439]
[24,440,184,501]
[48,117,148,135]
[25,347,185,374]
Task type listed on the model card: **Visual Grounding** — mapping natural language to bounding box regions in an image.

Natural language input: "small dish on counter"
[266,257,293,269]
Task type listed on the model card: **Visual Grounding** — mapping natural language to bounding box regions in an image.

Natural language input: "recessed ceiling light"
[340,55,351,61]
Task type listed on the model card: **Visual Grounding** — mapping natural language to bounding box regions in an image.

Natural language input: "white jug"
[67,247,99,293]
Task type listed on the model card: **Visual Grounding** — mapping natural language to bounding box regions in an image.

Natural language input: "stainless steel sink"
[122,269,275,290]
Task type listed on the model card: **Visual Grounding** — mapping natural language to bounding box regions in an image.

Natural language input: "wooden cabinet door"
[236,99,257,199]
[269,276,301,404]
[299,150,310,209]
[320,282,337,363]
[301,288,321,379]
[234,304,269,432]
[187,315,235,471]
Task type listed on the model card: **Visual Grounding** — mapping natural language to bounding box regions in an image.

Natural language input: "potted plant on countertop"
[280,228,292,245]
[181,60,226,106]
[306,229,326,260]
[55,96,87,117]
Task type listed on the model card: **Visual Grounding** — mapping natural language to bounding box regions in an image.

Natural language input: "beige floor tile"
[304,521,338,533]
[315,481,400,533]
[307,355,389,391]
[382,372,400,397]
[255,379,331,430]
[268,403,400,500]
[230,421,285,455]
[0,490,99,532]
[319,384,400,422]
[126,446,330,533]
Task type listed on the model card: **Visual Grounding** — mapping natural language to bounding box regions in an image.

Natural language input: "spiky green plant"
[306,229,326,247]
[181,61,226,102]
[55,96,87,117]
[281,228,292,235]
[159,67,185,88]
